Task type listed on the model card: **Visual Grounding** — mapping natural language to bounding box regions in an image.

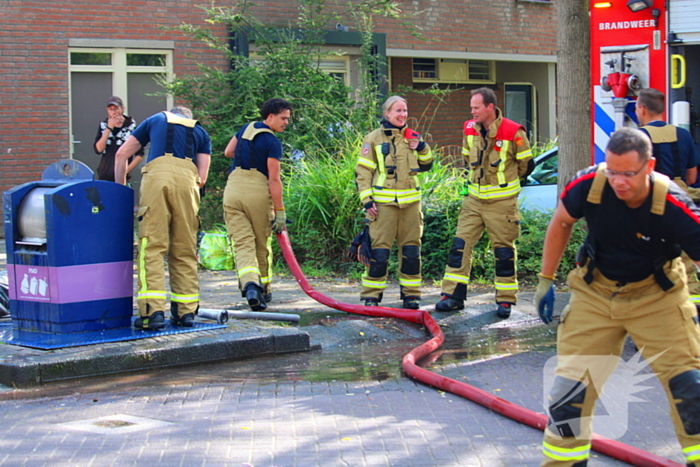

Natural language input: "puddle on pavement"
[0,323,557,400]
[297,310,365,327]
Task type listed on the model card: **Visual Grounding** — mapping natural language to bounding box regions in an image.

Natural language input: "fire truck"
[591,0,700,162]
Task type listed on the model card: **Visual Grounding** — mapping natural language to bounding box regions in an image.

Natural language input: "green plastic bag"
[198,232,234,270]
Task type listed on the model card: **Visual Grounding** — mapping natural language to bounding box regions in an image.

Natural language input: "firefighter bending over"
[115,106,212,330]
[535,127,700,467]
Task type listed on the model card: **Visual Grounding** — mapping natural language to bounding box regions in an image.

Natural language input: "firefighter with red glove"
[435,87,534,318]
[536,128,700,467]
[355,95,433,309]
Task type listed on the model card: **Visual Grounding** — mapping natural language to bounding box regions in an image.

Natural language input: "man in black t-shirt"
[534,127,700,467]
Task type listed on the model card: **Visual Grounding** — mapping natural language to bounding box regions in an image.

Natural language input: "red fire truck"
[591,0,700,162]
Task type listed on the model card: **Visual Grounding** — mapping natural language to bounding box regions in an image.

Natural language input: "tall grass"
[283,131,366,273]
[280,137,586,285]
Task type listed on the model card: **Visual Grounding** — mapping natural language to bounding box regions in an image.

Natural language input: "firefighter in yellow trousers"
[635,87,700,310]
[435,87,533,318]
[223,98,292,311]
[115,106,212,330]
[535,128,700,467]
[355,95,433,309]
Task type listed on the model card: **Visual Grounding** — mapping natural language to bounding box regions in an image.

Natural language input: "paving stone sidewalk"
[0,240,687,466]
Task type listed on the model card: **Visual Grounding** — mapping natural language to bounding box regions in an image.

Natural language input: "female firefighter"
[355,96,433,309]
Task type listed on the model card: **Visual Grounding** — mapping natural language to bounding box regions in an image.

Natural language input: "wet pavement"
[0,240,688,466]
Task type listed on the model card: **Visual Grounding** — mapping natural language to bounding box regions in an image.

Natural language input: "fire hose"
[276,231,683,467]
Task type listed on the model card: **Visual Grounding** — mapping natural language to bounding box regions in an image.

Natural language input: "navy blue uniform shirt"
[230,122,282,178]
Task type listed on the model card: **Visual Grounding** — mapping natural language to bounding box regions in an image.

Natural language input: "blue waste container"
[3,159,134,333]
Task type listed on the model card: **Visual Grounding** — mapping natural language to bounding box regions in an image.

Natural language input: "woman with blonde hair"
[354,96,433,309]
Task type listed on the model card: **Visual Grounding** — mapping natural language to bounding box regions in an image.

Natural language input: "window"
[249,53,350,85]
[412,58,495,84]
[413,58,437,80]
[318,57,350,85]
[127,53,167,67]
[70,52,111,66]
[68,47,173,182]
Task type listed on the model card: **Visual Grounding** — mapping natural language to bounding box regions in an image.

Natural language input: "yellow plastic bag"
[198,232,234,270]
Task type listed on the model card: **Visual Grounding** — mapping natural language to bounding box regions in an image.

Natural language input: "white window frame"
[68,47,173,109]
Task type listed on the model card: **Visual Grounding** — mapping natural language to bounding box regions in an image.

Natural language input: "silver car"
[519,146,559,212]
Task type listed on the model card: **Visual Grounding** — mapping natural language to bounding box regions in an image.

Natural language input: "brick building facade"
[0,0,557,196]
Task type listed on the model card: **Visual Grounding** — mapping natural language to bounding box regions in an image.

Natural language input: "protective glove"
[271,210,287,234]
[535,276,556,324]
[403,127,420,140]
[347,225,372,267]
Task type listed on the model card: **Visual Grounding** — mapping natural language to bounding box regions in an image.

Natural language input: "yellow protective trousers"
[541,260,700,467]
[681,252,700,307]
[136,156,201,317]
[440,195,520,304]
[223,169,274,296]
[361,202,423,300]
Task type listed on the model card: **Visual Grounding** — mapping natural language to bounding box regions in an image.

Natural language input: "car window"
[524,152,558,186]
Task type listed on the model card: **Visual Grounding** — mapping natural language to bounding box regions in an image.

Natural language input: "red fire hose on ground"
[277,231,683,467]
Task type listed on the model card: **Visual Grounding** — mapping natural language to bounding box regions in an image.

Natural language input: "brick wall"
[0,0,555,194]
[0,0,227,194]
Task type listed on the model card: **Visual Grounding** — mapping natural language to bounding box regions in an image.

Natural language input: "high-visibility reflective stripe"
[266,235,273,282]
[444,273,469,284]
[494,281,518,291]
[542,442,591,461]
[496,141,509,186]
[357,157,376,170]
[516,148,533,159]
[418,148,432,162]
[466,135,474,148]
[362,278,387,289]
[399,278,421,287]
[137,290,168,299]
[171,293,199,303]
[138,237,148,294]
[683,443,700,462]
[467,179,521,200]
[359,189,373,201]
[374,145,387,187]
[689,294,700,304]
[239,266,260,277]
[373,188,422,204]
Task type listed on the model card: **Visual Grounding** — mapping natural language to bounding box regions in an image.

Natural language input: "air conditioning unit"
[439,59,468,83]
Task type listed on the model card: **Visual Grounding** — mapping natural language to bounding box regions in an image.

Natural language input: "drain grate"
[57,414,174,435]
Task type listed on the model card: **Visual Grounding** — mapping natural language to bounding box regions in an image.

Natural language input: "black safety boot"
[435,296,464,312]
[403,296,420,310]
[134,311,166,331]
[264,293,272,303]
[495,302,513,319]
[244,282,267,311]
[364,298,379,307]
[171,313,195,327]
[170,303,195,327]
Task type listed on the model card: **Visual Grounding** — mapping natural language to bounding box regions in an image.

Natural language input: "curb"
[0,325,310,388]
